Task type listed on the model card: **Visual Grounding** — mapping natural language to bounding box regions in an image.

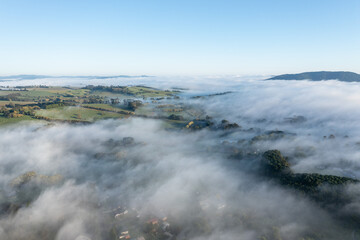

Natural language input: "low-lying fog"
[1,76,360,239]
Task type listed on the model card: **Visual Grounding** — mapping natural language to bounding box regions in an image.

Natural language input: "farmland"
[0,85,188,126]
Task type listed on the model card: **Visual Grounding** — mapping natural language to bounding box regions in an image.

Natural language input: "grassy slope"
[0,115,36,126]
[0,86,180,126]
[126,86,173,97]
[0,86,173,101]
[81,104,133,114]
[0,87,90,101]
[91,86,174,98]
[35,106,127,121]
[0,101,37,106]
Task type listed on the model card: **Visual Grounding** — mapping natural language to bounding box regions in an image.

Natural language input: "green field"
[21,88,89,100]
[0,86,175,102]
[35,106,127,121]
[0,115,36,126]
[90,91,127,98]
[0,91,20,96]
[125,86,174,97]
[0,87,90,102]
[135,103,200,120]
[0,100,37,106]
[40,87,90,96]
[161,119,188,129]
[0,85,182,127]
[91,86,174,98]
[81,103,133,114]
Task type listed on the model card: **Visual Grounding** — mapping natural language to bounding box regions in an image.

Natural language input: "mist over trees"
[1,77,360,239]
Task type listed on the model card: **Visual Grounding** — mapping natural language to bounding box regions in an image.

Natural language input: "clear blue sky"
[0,0,359,76]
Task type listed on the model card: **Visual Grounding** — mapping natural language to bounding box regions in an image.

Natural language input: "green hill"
[268,71,360,82]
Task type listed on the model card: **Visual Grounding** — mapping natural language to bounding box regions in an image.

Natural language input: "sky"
[0,0,359,76]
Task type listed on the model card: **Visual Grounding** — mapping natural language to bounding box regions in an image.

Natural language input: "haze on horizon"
[1,0,360,76]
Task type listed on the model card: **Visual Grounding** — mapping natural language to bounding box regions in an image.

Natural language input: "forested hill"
[267,71,360,82]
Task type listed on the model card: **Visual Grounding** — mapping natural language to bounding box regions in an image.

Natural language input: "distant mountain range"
[0,74,152,81]
[268,71,360,82]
